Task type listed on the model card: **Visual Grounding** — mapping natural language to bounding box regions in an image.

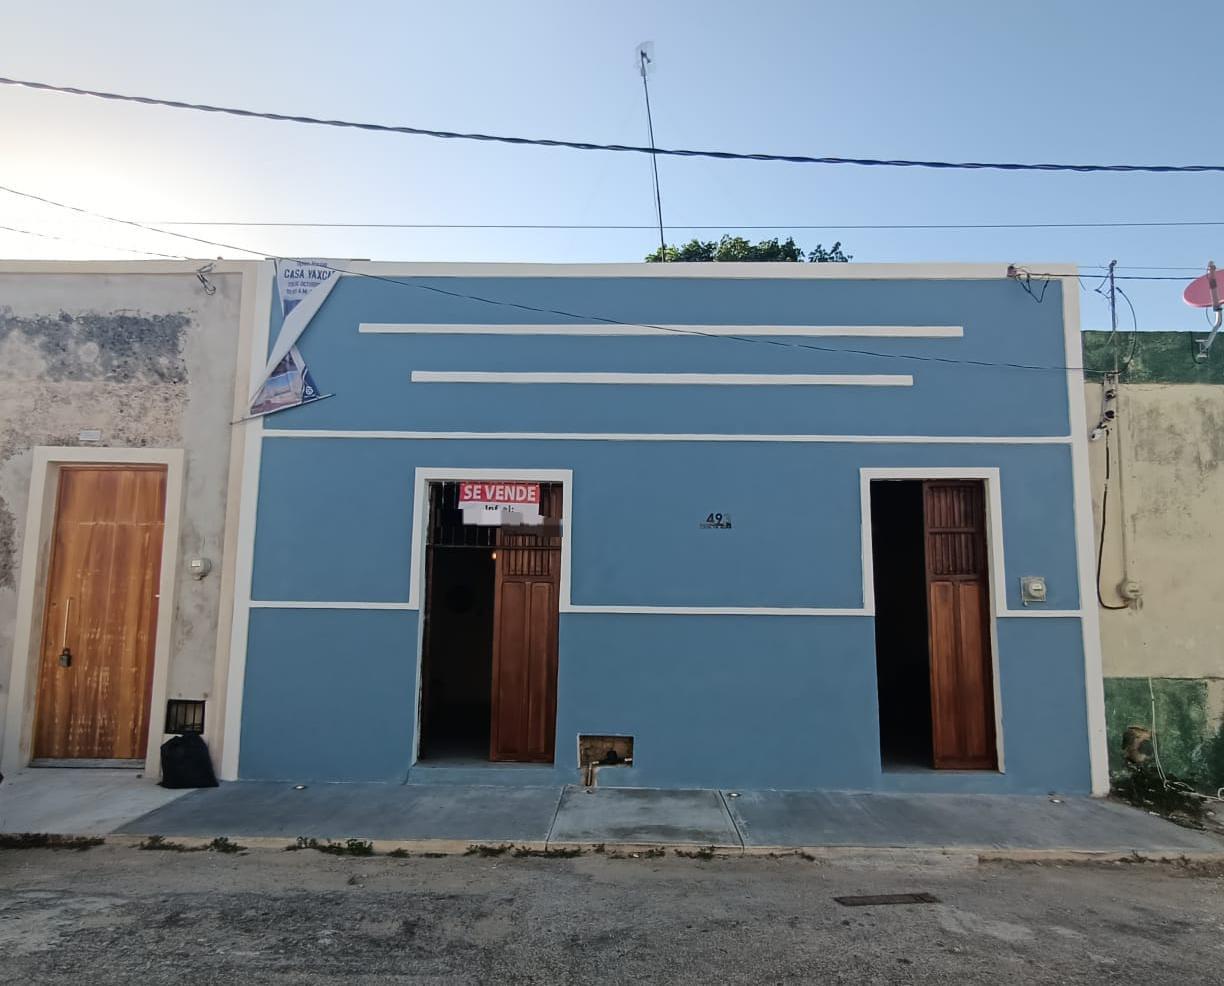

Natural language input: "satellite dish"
[1184,262,1224,359]
[1183,262,1223,310]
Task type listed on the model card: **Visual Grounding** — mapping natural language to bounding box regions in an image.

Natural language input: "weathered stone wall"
[0,269,245,763]
[1084,368,1224,788]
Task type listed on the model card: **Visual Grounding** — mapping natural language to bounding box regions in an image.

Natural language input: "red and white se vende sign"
[458,482,540,507]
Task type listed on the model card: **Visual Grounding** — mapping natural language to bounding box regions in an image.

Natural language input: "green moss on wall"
[1083,331,1224,383]
[1103,677,1222,789]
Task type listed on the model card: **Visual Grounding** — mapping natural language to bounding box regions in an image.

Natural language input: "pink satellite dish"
[1184,262,1223,309]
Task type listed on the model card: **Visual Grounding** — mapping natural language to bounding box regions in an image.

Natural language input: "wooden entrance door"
[489,496,561,763]
[33,466,167,761]
[923,480,997,770]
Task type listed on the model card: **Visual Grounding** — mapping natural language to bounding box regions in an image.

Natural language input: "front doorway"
[870,478,998,771]
[418,480,562,764]
[32,465,168,763]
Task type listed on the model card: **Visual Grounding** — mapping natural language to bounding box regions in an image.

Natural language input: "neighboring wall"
[0,263,252,771]
[1083,331,1224,788]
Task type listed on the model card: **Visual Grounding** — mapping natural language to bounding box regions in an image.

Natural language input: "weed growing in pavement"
[288,837,375,856]
[0,833,102,851]
[1112,763,1208,830]
[465,843,514,857]
[139,835,194,852]
[674,846,718,860]
[512,846,583,858]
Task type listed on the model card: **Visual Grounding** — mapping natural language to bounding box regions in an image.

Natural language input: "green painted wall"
[1104,677,1224,789]
[1083,330,1224,383]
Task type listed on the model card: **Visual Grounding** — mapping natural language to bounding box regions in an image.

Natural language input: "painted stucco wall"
[235,268,1096,793]
[1084,368,1224,786]
[0,267,246,767]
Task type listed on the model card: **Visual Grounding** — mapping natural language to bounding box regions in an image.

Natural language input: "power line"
[0,223,187,259]
[0,186,1199,283]
[0,182,1170,373]
[6,74,1224,175]
[135,219,1224,236]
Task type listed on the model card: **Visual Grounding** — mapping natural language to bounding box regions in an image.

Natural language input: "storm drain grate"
[834,893,940,907]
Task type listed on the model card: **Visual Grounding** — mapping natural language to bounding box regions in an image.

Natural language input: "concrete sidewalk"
[3,771,1222,856]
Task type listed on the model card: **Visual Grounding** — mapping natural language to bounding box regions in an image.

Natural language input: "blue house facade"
[221,262,1107,795]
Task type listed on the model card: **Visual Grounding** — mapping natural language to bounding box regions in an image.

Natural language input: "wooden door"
[33,466,167,761]
[489,495,561,763]
[923,480,997,770]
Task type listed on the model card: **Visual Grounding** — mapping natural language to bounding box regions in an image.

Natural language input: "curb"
[7,831,1224,865]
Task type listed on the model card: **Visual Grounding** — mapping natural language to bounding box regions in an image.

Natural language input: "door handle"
[59,597,73,668]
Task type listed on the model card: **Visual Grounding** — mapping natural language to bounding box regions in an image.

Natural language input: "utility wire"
[134,219,1224,236]
[0,200,1197,283]
[6,75,1224,174]
[0,182,1153,375]
[0,222,187,259]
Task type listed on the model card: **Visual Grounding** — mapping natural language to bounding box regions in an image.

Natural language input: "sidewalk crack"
[718,790,746,849]
[543,785,568,848]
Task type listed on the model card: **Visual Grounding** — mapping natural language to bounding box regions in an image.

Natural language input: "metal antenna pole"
[639,49,666,258]
[1108,258,1119,372]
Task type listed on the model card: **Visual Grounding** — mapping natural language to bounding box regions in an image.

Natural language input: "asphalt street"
[2,843,1222,983]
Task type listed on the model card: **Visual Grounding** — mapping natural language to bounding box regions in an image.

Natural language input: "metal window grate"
[165,699,205,735]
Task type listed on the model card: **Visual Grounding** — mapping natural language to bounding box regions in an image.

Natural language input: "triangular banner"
[248,260,342,419]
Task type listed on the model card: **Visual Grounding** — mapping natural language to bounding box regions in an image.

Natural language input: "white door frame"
[408,467,573,764]
[861,467,1007,773]
[1,446,186,780]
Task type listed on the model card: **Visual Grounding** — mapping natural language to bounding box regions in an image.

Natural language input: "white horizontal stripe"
[564,604,867,616]
[411,371,913,387]
[361,322,963,338]
[246,599,1082,618]
[997,609,1084,618]
[249,600,415,611]
[263,429,1072,445]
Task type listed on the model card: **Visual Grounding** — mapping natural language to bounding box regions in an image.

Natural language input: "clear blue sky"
[3,1,1222,329]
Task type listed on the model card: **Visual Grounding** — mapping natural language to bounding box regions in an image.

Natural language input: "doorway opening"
[871,480,932,769]
[418,480,563,765]
[870,478,998,772]
[419,545,496,761]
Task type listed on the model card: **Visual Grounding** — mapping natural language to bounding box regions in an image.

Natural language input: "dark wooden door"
[923,480,997,770]
[489,495,561,763]
[33,466,167,760]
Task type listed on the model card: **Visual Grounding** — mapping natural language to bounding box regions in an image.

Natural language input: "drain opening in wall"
[579,735,634,786]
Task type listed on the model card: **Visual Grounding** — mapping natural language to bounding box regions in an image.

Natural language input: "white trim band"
[249,600,416,611]
[245,599,1083,617]
[263,429,1072,445]
[409,371,913,387]
[362,323,963,338]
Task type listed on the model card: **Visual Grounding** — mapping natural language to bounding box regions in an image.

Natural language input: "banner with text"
[248,260,340,418]
[458,481,544,526]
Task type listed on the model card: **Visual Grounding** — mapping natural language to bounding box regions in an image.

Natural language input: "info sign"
[458,481,544,526]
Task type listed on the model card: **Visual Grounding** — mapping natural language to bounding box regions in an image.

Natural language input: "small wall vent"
[165,699,206,735]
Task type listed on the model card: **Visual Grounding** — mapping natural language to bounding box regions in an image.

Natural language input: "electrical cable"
[7,75,1224,175]
[0,222,189,260]
[125,220,1224,237]
[1114,287,1141,371]
[1096,430,1131,611]
[0,182,1153,376]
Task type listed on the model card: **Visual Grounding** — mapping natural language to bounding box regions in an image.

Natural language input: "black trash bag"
[159,733,218,789]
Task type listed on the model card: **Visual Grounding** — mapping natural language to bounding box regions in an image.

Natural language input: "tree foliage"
[645,235,851,263]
